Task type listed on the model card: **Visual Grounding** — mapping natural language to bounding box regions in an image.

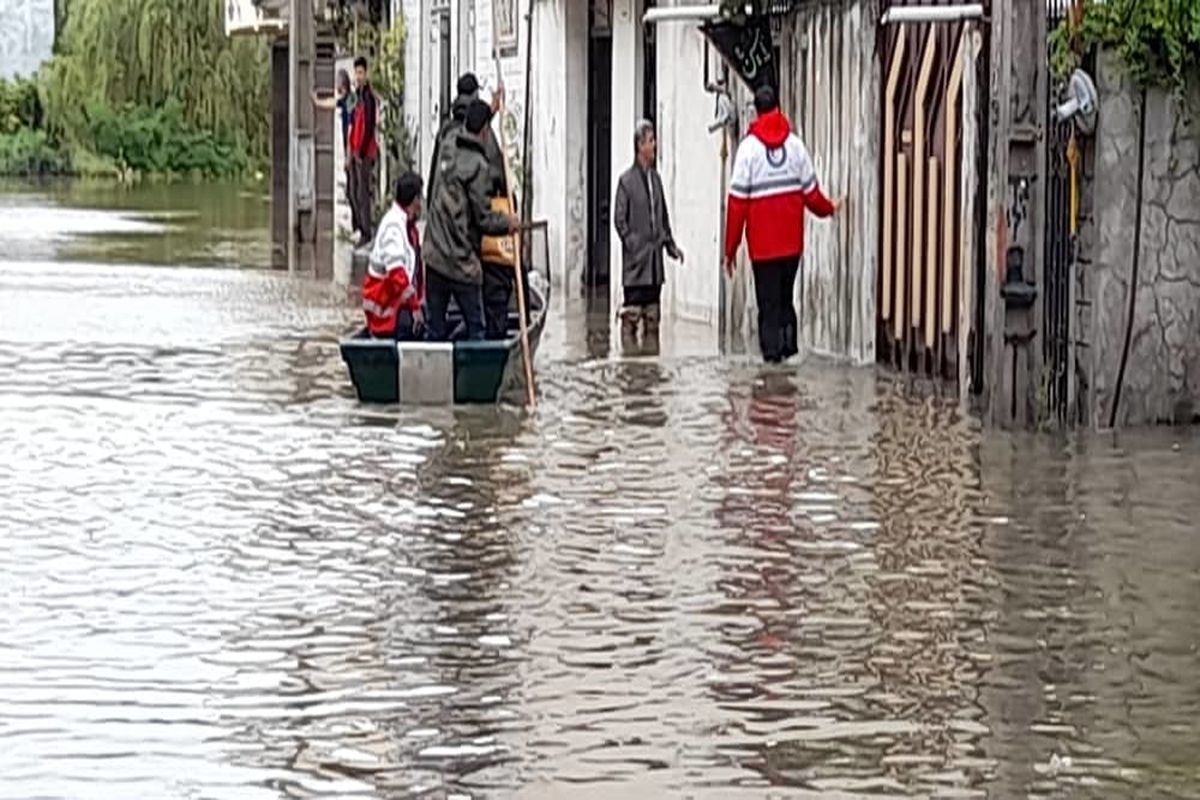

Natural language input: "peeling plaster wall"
[1087,53,1200,427]
[777,0,880,364]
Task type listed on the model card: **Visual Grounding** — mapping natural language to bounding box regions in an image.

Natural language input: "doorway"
[586,0,613,288]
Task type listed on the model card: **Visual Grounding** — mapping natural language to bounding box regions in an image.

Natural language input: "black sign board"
[700,15,777,93]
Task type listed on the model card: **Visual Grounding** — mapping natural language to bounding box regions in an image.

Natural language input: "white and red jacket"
[363,204,423,337]
[725,109,835,264]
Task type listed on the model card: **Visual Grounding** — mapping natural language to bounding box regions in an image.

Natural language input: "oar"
[493,59,537,409]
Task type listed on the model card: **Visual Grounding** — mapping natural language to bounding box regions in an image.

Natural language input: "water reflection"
[1,187,1200,798]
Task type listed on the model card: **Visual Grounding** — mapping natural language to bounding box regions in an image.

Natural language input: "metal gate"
[1043,0,1079,423]
[877,1,986,385]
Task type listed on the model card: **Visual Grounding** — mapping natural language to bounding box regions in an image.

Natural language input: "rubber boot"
[619,307,641,350]
[642,303,661,341]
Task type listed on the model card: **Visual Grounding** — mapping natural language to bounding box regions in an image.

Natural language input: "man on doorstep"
[348,56,379,245]
[424,99,521,342]
[724,85,842,363]
[363,172,425,341]
[613,119,683,346]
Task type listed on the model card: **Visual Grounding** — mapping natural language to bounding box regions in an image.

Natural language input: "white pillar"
[609,0,645,348]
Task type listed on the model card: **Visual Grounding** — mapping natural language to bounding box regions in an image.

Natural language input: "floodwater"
[1,181,1199,800]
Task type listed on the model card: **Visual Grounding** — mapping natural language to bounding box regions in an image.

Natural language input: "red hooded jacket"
[724,110,835,264]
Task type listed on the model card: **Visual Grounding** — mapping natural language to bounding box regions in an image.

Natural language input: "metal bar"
[642,4,720,24]
[881,4,984,26]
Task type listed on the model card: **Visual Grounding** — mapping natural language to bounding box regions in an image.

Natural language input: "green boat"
[339,278,548,405]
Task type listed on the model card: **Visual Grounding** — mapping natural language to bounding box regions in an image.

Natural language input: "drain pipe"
[1108,86,1148,429]
[707,68,736,345]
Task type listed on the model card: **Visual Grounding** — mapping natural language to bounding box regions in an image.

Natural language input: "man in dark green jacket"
[424,100,520,341]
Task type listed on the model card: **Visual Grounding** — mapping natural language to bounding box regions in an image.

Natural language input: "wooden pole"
[494,57,537,409]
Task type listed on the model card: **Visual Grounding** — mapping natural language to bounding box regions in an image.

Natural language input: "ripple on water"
[2,229,1200,798]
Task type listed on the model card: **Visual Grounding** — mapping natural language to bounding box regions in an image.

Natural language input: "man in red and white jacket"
[724,85,843,363]
[363,172,425,340]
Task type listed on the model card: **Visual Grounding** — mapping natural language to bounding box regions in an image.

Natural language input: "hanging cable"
[1108,85,1148,429]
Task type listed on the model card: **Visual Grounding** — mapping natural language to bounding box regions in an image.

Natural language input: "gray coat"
[614,163,675,289]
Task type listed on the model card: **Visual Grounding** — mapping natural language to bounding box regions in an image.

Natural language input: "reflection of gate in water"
[877,4,985,385]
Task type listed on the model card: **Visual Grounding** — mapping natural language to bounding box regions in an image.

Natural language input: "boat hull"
[339,283,547,405]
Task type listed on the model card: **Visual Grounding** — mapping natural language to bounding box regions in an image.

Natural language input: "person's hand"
[669,244,684,263]
[723,256,736,276]
[412,308,425,332]
[492,85,505,112]
[831,195,847,212]
[507,214,521,233]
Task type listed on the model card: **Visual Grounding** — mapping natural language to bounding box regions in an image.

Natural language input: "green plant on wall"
[368,17,416,224]
[1051,0,1200,96]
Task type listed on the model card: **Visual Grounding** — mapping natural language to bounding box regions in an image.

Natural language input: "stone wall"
[0,0,54,79]
[1085,52,1200,427]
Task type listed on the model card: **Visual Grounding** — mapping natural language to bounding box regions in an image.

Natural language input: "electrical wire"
[1108,85,1148,429]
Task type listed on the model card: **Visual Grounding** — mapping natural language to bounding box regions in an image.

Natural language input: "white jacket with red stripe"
[724,110,835,264]
[363,204,422,337]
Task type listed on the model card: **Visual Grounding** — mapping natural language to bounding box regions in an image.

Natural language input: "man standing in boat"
[613,119,683,348]
[363,172,425,341]
[423,100,521,342]
[723,85,842,363]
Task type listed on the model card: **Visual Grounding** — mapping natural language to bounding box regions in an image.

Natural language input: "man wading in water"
[614,119,683,350]
[724,85,843,363]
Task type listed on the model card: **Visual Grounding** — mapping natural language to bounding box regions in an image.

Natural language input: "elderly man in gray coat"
[613,119,683,346]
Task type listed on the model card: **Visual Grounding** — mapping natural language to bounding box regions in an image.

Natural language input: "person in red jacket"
[724,85,843,363]
[348,56,380,245]
[363,172,425,340]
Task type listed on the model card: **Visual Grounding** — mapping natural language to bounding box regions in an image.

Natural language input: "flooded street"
[2,182,1199,799]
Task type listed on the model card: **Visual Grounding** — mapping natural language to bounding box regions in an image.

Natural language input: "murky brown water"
[2,182,1200,799]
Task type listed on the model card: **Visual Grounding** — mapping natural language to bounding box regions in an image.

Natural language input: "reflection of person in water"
[713,372,803,639]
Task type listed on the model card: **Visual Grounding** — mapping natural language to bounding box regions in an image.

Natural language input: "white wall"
[403,0,586,297]
[655,22,725,327]
[399,0,424,168]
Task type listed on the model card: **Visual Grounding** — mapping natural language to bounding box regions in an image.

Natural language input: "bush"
[0,77,43,135]
[84,100,250,179]
[0,129,69,176]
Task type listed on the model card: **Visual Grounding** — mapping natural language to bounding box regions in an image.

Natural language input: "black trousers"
[348,156,376,238]
[482,262,513,340]
[425,269,484,342]
[752,257,801,363]
[623,284,662,308]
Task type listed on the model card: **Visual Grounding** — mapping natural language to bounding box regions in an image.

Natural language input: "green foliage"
[0,129,70,176]
[375,17,414,171]
[85,101,249,179]
[40,0,269,166]
[0,77,44,135]
[1052,0,1200,95]
[369,18,416,224]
